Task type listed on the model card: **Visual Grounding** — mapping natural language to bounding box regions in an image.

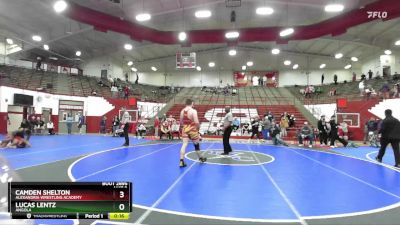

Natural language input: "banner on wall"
[233,71,279,87]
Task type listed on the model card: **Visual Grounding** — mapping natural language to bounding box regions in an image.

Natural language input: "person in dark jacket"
[329,116,348,148]
[20,118,32,141]
[298,122,314,147]
[317,115,328,146]
[376,109,400,168]
[270,121,289,146]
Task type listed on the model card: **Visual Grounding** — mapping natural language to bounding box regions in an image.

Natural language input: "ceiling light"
[32,35,42,42]
[256,7,274,15]
[284,60,291,66]
[351,57,358,62]
[195,10,211,18]
[178,32,187,41]
[127,61,133,66]
[384,49,392,55]
[228,49,237,56]
[225,31,239,39]
[43,44,49,50]
[320,64,326,69]
[246,61,254,67]
[196,66,201,71]
[324,4,344,12]
[279,28,294,37]
[124,44,133,50]
[131,67,137,72]
[151,66,157,71]
[75,51,81,57]
[395,40,400,46]
[208,62,215,67]
[271,48,280,55]
[335,53,343,59]
[54,0,67,13]
[6,38,13,45]
[293,64,299,69]
[344,64,352,69]
[242,65,246,70]
[135,13,151,22]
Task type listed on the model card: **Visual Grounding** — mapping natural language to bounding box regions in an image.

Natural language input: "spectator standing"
[267,111,274,122]
[160,120,172,140]
[368,70,373,80]
[279,114,289,137]
[111,85,118,98]
[376,109,400,168]
[66,113,73,134]
[380,82,390,99]
[112,115,120,137]
[154,116,160,138]
[289,115,296,127]
[364,117,378,144]
[78,114,85,134]
[262,76,267,86]
[333,74,338,85]
[317,115,328,146]
[121,107,130,146]
[352,72,356,82]
[124,86,129,100]
[262,116,271,140]
[321,74,325,85]
[358,80,365,96]
[250,116,261,139]
[100,116,107,134]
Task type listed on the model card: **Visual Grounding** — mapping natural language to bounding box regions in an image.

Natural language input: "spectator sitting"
[380,82,390,99]
[47,121,55,135]
[160,121,172,140]
[170,121,180,139]
[299,88,305,95]
[393,83,400,98]
[242,122,251,135]
[208,123,218,135]
[329,87,337,96]
[232,118,240,131]
[289,115,296,127]
[267,111,274,122]
[136,123,146,139]
[112,116,120,137]
[298,122,314,148]
[36,117,45,134]
[216,121,223,135]
[361,73,366,80]
[91,89,97,96]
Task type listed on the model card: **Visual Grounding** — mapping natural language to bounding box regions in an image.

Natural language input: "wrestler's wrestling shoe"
[179,159,187,168]
[199,157,207,163]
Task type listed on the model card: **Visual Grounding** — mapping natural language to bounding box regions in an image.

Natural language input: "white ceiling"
[0,0,399,71]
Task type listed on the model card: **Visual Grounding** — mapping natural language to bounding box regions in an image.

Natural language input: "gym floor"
[1,134,399,225]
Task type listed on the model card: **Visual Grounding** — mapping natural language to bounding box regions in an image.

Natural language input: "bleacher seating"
[0,64,177,102]
[286,75,400,104]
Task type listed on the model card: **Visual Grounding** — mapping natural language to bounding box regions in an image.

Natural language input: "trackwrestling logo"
[367,11,388,19]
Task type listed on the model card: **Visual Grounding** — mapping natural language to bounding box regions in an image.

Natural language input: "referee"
[221,106,233,155]
[121,107,130,147]
[376,109,400,168]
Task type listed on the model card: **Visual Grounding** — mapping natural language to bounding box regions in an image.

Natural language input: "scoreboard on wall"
[8,182,132,220]
[176,52,196,69]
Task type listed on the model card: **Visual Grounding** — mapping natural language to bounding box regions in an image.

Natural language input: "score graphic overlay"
[8,182,132,220]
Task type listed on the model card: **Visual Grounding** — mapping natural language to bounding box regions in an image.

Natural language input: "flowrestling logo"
[367,11,388,19]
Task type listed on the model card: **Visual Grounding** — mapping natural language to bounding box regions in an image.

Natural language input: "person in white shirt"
[222,106,233,155]
[136,123,146,139]
[120,107,130,146]
[359,80,365,96]
[47,121,55,135]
